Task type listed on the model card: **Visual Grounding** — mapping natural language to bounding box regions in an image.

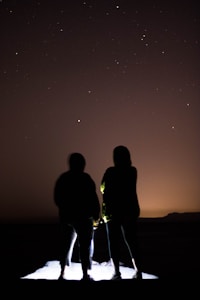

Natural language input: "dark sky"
[1,0,200,222]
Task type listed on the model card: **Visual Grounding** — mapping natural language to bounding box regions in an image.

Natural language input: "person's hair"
[68,152,86,171]
[113,145,132,167]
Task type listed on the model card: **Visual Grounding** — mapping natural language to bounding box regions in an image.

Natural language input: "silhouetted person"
[101,145,143,279]
[54,152,100,280]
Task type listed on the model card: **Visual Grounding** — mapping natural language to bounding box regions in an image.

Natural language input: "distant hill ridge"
[163,212,200,222]
[140,212,200,222]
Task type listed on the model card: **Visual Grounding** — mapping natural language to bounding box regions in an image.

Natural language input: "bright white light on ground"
[21,260,158,280]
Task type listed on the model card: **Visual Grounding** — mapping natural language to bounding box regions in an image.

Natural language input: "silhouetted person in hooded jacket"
[54,152,100,280]
[101,145,143,279]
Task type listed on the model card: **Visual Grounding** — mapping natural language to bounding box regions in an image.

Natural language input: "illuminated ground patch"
[21,260,158,280]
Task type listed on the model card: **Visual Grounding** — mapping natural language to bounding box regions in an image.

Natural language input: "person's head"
[68,152,86,172]
[113,145,132,167]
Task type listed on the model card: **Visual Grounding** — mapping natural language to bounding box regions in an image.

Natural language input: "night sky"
[1,0,200,222]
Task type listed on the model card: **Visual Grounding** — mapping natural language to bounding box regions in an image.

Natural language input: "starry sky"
[1,0,200,222]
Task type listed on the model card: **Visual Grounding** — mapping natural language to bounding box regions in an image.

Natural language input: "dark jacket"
[101,165,140,220]
[54,170,100,223]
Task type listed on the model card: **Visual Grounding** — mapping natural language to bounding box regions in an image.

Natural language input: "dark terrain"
[1,212,200,296]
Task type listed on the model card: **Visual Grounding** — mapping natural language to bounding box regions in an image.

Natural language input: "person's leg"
[121,218,143,279]
[108,219,121,278]
[76,227,94,267]
[89,230,94,259]
[88,230,94,269]
[65,231,77,266]
[58,223,76,279]
[77,218,94,280]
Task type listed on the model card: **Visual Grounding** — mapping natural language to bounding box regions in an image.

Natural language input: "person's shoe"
[111,273,122,280]
[132,271,143,279]
[81,274,94,281]
[101,259,113,266]
[58,274,65,280]
[92,260,99,265]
